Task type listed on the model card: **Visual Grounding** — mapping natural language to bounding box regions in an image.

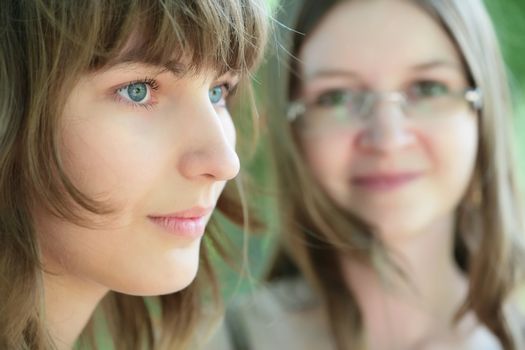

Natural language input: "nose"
[355,101,416,153]
[178,102,240,182]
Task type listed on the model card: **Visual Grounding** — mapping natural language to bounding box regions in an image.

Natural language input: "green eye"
[316,90,351,107]
[209,85,224,104]
[410,81,449,99]
[122,82,148,102]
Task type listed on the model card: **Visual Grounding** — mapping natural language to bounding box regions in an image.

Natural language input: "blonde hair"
[0,1,268,349]
[264,0,525,349]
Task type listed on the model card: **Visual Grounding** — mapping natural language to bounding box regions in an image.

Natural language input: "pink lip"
[148,207,213,238]
[351,172,422,191]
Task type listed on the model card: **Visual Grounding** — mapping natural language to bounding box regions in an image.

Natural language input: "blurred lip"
[351,172,422,191]
[148,206,213,238]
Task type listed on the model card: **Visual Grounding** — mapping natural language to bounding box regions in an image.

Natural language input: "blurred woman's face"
[296,0,478,241]
[35,61,240,296]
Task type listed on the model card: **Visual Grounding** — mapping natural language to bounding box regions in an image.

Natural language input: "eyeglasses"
[287,83,482,131]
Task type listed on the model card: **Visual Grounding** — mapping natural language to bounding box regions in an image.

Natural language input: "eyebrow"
[158,60,187,77]
[101,47,239,83]
[105,52,188,77]
[305,60,463,82]
[410,60,463,72]
[305,69,359,82]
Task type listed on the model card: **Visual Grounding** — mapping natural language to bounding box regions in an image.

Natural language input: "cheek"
[34,204,112,277]
[61,117,165,209]
[300,131,354,193]
[424,117,478,195]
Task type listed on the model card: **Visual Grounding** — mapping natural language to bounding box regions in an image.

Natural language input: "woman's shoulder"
[203,277,335,350]
[505,301,525,348]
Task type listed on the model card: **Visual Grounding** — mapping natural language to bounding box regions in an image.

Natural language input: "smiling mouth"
[351,172,422,191]
[148,206,213,238]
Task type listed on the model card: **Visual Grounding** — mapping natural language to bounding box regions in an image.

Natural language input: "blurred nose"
[355,101,416,153]
[178,101,240,182]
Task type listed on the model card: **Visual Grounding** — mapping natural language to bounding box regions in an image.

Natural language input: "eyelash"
[113,78,237,110]
[215,82,235,105]
[114,77,160,110]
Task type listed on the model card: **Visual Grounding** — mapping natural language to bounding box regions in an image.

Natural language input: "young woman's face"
[36,62,240,296]
[297,0,478,241]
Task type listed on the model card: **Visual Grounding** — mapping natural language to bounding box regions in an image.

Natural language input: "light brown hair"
[264,0,525,349]
[0,1,268,349]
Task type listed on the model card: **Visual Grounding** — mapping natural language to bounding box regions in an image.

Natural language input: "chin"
[110,257,201,297]
[374,215,440,245]
[116,270,200,297]
[376,226,420,243]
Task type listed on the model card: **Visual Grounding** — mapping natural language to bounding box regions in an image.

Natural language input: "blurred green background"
[486,0,525,155]
[217,0,525,299]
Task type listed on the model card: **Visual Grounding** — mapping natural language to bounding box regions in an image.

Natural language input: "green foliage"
[485,0,525,87]
[484,0,525,173]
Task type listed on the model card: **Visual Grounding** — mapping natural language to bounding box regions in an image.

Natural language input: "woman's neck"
[340,215,470,350]
[44,270,108,350]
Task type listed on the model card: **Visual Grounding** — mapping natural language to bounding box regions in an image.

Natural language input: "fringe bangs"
[89,0,267,76]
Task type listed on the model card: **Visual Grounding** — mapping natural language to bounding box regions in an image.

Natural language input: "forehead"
[299,0,464,82]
